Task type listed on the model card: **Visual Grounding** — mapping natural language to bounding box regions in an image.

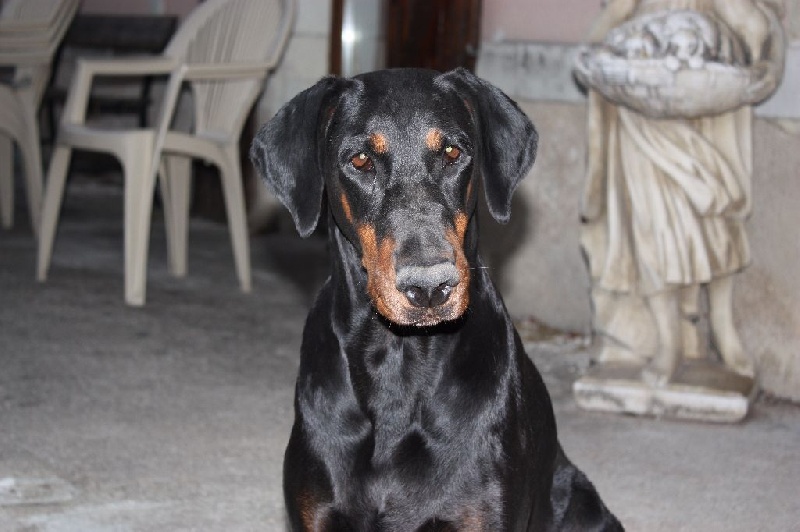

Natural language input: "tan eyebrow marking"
[426,128,443,151]
[369,132,388,154]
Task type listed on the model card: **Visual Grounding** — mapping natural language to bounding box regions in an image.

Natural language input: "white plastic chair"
[36,0,294,306]
[0,0,79,236]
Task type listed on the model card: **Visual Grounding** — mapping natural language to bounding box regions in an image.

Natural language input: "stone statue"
[572,0,785,419]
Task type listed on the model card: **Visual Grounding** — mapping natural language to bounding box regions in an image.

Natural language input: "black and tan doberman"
[250,68,622,531]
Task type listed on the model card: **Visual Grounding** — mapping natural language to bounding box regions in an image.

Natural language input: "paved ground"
[1,182,798,531]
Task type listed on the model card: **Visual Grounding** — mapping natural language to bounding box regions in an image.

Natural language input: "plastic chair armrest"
[74,56,179,78]
[61,56,179,124]
[181,61,277,81]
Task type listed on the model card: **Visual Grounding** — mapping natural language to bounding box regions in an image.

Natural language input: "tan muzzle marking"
[356,212,471,326]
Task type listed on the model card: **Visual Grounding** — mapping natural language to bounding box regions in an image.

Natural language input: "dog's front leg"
[283,425,337,532]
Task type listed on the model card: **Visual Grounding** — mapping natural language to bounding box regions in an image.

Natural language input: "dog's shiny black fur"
[251,68,622,531]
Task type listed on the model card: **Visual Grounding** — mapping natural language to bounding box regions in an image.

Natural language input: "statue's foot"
[712,323,756,378]
[641,349,680,388]
[641,367,670,387]
[598,344,642,365]
[719,344,756,379]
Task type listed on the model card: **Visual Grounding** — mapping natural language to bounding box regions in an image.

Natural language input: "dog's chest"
[348,337,501,481]
[338,379,504,528]
[354,338,448,459]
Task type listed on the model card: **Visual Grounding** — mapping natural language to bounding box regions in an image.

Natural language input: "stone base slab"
[573,360,756,423]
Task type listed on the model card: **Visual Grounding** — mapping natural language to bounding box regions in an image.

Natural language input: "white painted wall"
[481,0,603,43]
[255,0,332,125]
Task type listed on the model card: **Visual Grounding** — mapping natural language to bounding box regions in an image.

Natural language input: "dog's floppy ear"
[249,76,350,237]
[435,68,538,224]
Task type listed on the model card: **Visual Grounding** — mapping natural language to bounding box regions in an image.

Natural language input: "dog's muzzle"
[395,263,460,308]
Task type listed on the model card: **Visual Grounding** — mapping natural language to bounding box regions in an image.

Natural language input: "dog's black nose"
[396,263,459,308]
[404,282,453,308]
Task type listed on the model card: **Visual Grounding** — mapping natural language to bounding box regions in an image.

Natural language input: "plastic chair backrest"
[1,0,62,24]
[164,0,294,138]
[0,0,79,103]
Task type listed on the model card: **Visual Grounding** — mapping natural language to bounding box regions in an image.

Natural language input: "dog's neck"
[325,215,513,460]
[319,213,524,476]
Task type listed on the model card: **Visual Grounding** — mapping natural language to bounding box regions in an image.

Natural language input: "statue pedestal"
[573,359,756,423]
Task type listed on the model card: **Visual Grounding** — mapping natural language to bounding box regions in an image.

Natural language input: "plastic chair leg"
[160,154,192,278]
[0,137,12,229]
[36,146,73,281]
[157,159,171,242]
[219,145,251,293]
[19,119,43,237]
[122,144,158,307]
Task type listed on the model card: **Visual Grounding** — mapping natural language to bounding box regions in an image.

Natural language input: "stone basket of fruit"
[573,9,764,119]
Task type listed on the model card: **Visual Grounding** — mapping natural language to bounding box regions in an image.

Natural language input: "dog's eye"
[351,153,374,172]
[444,145,461,165]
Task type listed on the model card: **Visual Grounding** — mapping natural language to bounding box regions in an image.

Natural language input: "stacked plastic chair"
[36,0,294,306]
[0,0,79,236]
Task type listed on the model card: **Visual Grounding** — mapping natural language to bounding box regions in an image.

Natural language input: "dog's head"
[250,68,537,327]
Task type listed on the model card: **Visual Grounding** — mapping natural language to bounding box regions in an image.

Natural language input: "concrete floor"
[1,181,799,531]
